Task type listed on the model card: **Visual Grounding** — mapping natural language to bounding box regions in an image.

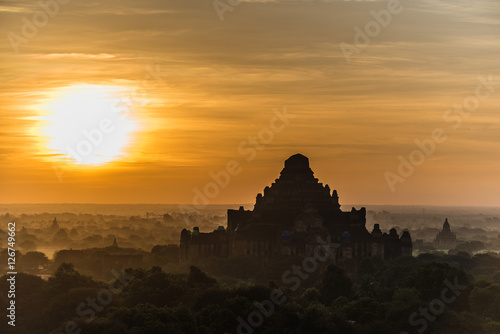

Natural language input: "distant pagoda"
[435,218,457,249]
[50,217,60,231]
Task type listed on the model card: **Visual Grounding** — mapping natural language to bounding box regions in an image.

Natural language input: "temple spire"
[443,218,450,231]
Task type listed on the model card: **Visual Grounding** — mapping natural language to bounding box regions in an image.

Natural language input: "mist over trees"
[1,205,500,333]
[2,253,500,333]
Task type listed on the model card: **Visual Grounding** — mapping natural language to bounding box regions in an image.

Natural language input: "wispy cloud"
[0,5,31,13]
[26,53,117,59]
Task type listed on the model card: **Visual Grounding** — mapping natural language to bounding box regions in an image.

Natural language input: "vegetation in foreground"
[2,251,500,334]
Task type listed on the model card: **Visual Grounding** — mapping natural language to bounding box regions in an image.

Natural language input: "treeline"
[2,252,500,333]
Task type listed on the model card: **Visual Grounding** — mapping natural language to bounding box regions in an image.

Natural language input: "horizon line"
[0,203,498,209]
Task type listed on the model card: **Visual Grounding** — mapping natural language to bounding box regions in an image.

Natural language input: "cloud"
[27,53,117,59]
[0,0,499,204]
[0,5,31,13]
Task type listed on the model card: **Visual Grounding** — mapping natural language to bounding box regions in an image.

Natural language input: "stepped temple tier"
[180,154,412,267]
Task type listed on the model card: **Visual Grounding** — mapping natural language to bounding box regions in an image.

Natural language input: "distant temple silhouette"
[51,217,59,230]
[435,218,457,249]
[180,154,412,268]
[54,236,145,272]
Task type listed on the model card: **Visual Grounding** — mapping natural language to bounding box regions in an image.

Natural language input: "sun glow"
[42,84,139,166]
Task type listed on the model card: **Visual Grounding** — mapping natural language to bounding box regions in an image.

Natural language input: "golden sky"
[0,0,499,206]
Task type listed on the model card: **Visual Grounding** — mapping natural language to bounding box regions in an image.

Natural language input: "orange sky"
[0,0,499,206]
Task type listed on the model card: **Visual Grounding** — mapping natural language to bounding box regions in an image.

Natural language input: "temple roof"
[284,154,310,170]
[253,154,340,214]
[226,154,371,242]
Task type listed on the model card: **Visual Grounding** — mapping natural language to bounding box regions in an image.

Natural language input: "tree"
[392,287,421,306]
[0,273,47,333]
[319,265,352,305]
[469,283,500,321]
[47,262,95,295]
[163,213,174,222]
[19,240,37,252]
[43,287,100,332]
[345,297,386,325]
[122,267,187,307]
[110,304,196,334]
[187,266,218,289]
[301,287,321,304]
[21,251,49,271]
[404,262,471,302]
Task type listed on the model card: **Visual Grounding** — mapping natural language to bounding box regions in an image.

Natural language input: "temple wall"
[370,241,385,258]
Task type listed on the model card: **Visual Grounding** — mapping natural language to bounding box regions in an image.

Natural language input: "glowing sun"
[43,84,139,165]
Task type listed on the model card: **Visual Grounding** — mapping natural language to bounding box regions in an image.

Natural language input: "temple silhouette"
[435,218,457,249]
[180,154,412,268]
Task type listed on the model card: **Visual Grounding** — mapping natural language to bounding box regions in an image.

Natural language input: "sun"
[42,84,139,166]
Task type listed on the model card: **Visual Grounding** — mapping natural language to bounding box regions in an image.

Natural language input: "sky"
[0,0,499,206]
